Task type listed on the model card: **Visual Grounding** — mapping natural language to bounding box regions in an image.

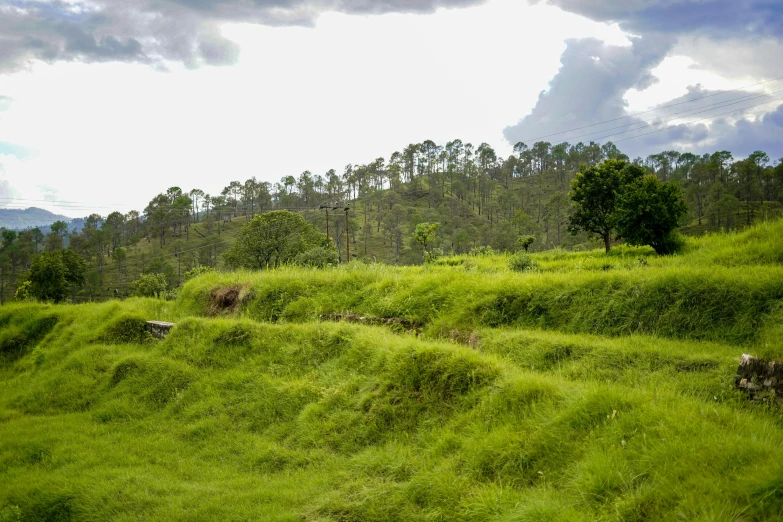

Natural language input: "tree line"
[0,138,781,303]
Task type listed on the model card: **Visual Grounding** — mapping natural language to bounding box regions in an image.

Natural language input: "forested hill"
[0,207,71,230]
[1,139,782,303]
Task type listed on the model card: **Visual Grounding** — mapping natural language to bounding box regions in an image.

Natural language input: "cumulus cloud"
[542,0,783,38]
[503,35,675,146]
[608,86,783,158]
[0,0,488,71]
[508,0,783,156]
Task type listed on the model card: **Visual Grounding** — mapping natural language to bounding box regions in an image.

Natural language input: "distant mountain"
[0,207,72,230]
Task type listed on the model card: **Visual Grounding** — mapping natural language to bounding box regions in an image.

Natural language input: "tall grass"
[178,262,783,345]
[1,304,782,520]
[1,221,783,520]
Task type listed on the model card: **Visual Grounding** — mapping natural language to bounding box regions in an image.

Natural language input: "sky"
[0,0,781,217]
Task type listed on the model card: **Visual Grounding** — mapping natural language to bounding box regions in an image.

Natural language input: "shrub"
[656,231,686,256]
[183,266,215,282]
[224,211,328,270]
[21,250,86,303]
[509,252,536,272]
[293,246,339,268]
[424,248,444,264]
[132,273,168,298]
[470,246,496,257]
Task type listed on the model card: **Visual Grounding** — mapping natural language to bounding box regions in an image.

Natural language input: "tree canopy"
[568,159,646,252]
[224,211,330,270]
[24,249,86,303]
[616,175,688,255]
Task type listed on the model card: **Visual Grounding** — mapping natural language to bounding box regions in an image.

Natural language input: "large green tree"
[615,175,688,255]
[224,211,329,269]
[25,250,87,303]
[568,159,645,252]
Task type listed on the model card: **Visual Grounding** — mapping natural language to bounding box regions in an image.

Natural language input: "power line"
[609,97,783,144]
[514,75,783,144]
[546,88,783,144]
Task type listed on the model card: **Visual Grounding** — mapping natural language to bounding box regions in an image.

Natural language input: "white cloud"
[0,0,628,216]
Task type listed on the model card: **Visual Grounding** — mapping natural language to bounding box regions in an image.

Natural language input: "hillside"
[2,138,782,305]
[1,222,783,520]
[0,208,71,231]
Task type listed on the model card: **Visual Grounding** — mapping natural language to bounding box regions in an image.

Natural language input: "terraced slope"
[1,223,783,521]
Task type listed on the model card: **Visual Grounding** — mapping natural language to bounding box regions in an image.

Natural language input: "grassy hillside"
[1,221,783,520]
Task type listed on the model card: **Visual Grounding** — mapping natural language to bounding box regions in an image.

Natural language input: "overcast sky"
[1,0,781,217]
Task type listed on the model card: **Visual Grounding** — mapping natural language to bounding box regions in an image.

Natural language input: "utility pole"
[319,204,331,243]
[344,207,350,263]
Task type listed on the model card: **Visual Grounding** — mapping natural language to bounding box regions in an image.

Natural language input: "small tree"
[615,175,688,255]
[22,250,86,303]
[568,159,645,252]
[133,273,168,298]
[517,235,536,252]
[224,211,328,270]
[412,222,440,253]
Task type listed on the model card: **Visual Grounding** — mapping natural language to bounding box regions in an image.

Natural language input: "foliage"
[412,222,441,253]
[13,281,32,302]
[469,246,496,257]
[508,251,536,272]
[615,175,689,255]
[111,247,127,264]
[516,234,536,252]
[3,142,783,304]
[424,247,444,264]
[144,257,175,285]
[223,211,328,270]
[183,266,215,282]
[293,246,340,269]
[568,159,645,252]
[21,250,86,303]
[132,273,168,298]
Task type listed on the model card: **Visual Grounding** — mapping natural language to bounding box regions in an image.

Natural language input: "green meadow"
[2,221,783,521]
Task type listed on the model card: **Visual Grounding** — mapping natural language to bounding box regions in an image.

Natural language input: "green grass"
[2,220,783,520]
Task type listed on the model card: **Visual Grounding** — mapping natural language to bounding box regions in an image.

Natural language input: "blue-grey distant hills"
[0,207,72,230]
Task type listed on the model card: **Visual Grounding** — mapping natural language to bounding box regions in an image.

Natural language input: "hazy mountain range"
[0,207,71,231]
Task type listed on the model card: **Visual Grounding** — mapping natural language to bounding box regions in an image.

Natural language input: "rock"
[146,321,175,339]
[736,354,783,402]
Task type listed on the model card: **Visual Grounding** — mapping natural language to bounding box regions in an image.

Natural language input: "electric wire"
[515,75,783,144]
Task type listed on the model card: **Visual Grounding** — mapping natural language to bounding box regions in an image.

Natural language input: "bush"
[470,246,496,257]
[293,246,339,269]
[183,266,215,282]
[656,231,686,256]
[509,252,536,272]
[424,248,444,264]
[132,273,168,298]
[224,211,328,270]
